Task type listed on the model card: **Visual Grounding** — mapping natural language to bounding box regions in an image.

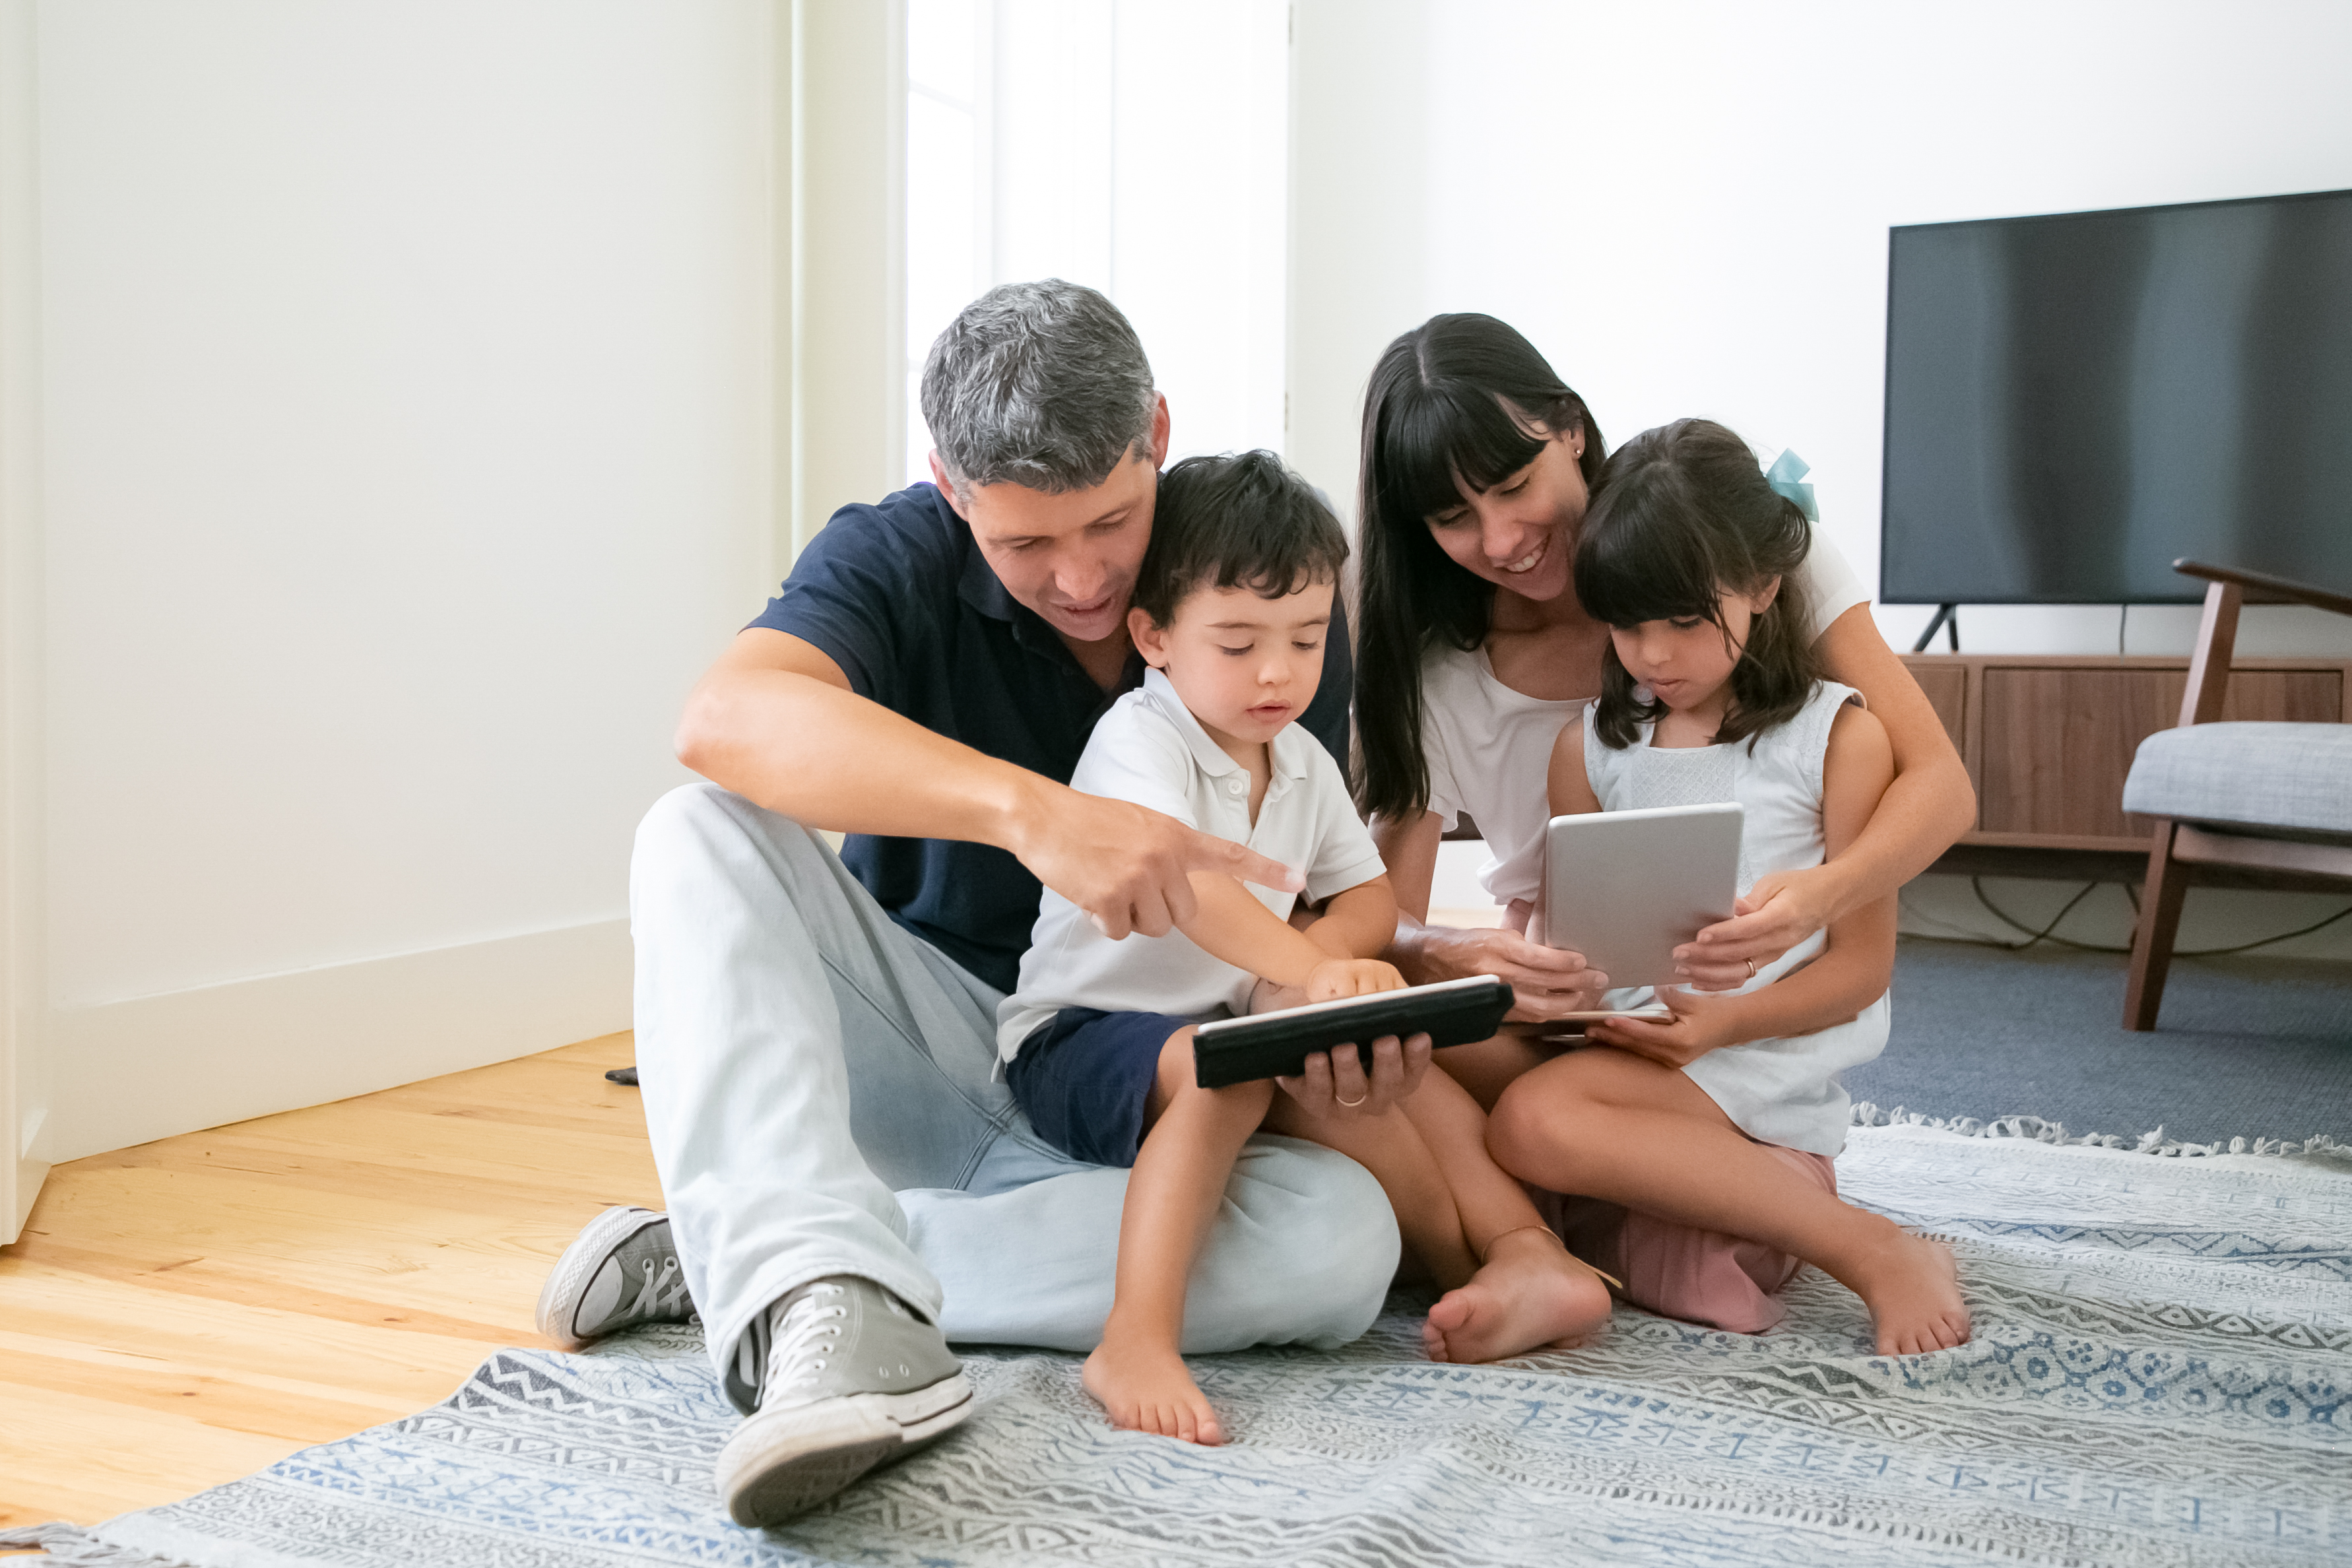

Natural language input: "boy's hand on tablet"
[1675,865,1830,988]
[1246,975,1307,1014]
[1303,958,1408,1002]
[1586,986,1740,1066]
[1276,1031,1433,1121]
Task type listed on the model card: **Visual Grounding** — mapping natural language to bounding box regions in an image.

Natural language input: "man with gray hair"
[535,281,1425,1524]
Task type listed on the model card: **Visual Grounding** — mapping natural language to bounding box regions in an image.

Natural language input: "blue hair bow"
[1765,449,1817,523]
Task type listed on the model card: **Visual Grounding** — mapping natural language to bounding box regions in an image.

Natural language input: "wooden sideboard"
[1901,653,2352,855]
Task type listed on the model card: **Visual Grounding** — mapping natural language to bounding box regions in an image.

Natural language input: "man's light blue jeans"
[630,783,1401,1389]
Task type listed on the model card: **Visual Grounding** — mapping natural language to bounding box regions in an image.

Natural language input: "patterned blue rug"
[9,1126,2350,1568]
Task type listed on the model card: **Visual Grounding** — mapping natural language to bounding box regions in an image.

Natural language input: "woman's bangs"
[1379,383,1548,525]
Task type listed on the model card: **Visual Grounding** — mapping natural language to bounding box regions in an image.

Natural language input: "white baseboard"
[32,917,632,1166]
[9,1150,47,1243]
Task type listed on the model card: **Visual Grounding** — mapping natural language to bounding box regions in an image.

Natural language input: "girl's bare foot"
[1842,1224,1971,1355]
[1421,1228,1614,1363]
[1082,1330,1225,1445]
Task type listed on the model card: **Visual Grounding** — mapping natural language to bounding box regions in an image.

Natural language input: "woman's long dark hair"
[1575,419,1819,750]
[1353,314,1604,822]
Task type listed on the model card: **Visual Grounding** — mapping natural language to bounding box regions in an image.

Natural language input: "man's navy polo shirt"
[748,481,1354,995]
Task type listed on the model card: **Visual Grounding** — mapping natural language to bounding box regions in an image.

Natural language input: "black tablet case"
[1191,976,1516,1089]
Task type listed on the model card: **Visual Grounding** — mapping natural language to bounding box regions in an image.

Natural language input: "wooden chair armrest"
[2174,559,2352,618]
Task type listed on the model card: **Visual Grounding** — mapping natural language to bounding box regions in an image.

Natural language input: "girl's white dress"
[1581,680,1889,1157]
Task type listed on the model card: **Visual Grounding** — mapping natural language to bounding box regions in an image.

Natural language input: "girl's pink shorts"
[1538,1143,1840,1335]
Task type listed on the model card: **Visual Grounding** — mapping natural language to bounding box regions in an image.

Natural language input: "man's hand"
[1015,787,1302,939]
[1410,925,1610,1022]
[1584,987,1744,1067]
[1276,1031,1433,1121]
[1303,958,1408,1002]
[1672,864,1833,989]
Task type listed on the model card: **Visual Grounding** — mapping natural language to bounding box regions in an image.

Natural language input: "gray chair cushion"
[2122,721,2352,836]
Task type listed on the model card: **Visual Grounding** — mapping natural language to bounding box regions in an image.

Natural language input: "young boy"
[998,451,1614,1447]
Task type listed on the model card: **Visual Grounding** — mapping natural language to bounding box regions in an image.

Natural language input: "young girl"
[1484,418,1972,1356]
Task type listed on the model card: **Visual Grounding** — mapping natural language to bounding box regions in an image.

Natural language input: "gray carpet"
[1846,937,2352,1146]
[20,1132,2352,1568]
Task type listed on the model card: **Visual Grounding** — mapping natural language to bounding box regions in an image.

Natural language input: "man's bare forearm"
[1385,915,1460,984]
[676,663,1051,853]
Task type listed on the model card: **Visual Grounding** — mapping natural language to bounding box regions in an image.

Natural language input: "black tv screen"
[1881,188,2352,604]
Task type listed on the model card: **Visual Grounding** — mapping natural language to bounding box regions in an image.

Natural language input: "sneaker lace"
[628,1256,692,1321]
[765,1282,849,1403]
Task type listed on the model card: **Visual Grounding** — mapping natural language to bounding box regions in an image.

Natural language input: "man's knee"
[633,782,837,894]
[639,779,795,856]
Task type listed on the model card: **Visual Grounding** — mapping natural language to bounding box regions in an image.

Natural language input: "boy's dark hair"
[1132,451,1350,626]
[1576,418,1820,750]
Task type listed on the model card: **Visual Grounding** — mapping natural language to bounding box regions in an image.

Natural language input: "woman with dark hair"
[1352,317,1976,1348]
[1356,313,1972,1021]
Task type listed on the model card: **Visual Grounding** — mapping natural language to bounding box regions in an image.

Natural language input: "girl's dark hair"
[1133,450,1348,626]
[1576,418,1819,750]
[1353,314,1604,821]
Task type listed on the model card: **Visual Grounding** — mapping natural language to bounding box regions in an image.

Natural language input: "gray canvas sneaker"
[535,1206,697,1351]
[715,1276,974,1526]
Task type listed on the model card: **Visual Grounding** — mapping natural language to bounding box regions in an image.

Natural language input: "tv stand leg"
[1911,603,1959,653]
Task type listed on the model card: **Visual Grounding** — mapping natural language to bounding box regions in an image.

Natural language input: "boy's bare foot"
[1843,1224,1971,1355]
[1082,1330,1225,1445]
[1421,1228,1614,1363]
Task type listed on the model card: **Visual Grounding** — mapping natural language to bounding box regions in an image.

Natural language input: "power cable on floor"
[1963,877,2107,952]
[1957,876,2352,958]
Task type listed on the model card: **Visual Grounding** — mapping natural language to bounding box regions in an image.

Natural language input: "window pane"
[907,0,976,106]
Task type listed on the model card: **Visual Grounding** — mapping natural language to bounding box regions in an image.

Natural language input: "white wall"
[1291,0,2352,661]
[9,0,783,1176]
[1291,0,2352,959]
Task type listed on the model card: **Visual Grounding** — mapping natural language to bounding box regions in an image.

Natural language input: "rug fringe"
[1848,1103,2352,1162]
[0,1524,193,1565]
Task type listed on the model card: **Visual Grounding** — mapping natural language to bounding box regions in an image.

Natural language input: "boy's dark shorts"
[1006,1007,1194,1169]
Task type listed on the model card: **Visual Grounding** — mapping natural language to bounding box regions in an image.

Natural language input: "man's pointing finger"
[1191,830,1304,894]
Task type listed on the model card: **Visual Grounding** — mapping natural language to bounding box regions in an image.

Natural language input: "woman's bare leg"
[1083,1026,1274,1445]
[1431,1027,1555,1112]
[1486,1047,1970,1354]
[1400,1067,1614,1361]
[1263,1095,1477,1288]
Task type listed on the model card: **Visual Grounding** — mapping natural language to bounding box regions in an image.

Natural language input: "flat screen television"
[1880,187,2352,605]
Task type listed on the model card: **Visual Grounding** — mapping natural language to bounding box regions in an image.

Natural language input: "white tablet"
[1538,802,1744,989]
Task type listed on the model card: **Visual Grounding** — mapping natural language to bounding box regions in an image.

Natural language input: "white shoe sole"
[534,1204,665,1350]
[717,1373,975,1526]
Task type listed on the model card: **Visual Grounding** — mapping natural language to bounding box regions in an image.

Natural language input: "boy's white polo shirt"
[996,667,1388,1062]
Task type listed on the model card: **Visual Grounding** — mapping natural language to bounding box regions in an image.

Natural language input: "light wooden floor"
[0,1031,659,1535]
[0,915,1508,1542]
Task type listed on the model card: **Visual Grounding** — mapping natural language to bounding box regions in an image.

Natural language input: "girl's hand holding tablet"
[1583,985,1744,1068]
[1674,863,1835,990]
